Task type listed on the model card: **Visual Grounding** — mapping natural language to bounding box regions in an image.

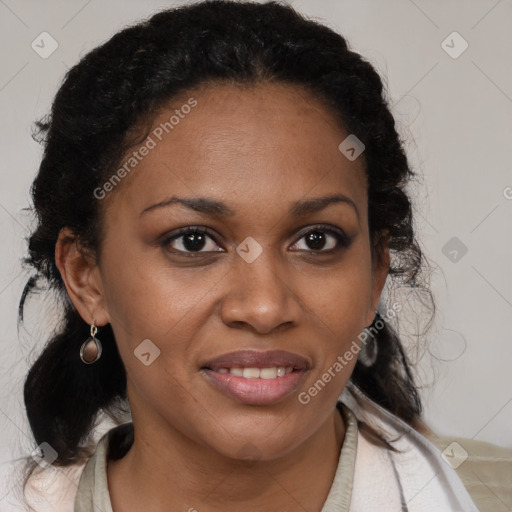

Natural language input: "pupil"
[184,233,206,251]
[307,231,325,250]
[181,232,327,252]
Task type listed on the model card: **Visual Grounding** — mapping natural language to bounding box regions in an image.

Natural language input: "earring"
[80,324,102,364]
[358,311,379,368]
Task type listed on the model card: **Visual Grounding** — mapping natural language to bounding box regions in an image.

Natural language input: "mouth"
[200,350,309,405]
[210,366,295,379]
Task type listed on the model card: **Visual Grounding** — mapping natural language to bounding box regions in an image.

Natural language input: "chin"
[206,427,305,463]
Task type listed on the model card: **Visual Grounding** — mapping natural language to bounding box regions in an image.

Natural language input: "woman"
[18,1,480,510]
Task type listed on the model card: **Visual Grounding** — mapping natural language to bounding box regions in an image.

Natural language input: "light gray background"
[1,0,511,509]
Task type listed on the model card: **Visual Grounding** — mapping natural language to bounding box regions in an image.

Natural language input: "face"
[76,82,388,461]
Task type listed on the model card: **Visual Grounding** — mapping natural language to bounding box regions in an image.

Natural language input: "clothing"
[73,399,359,512]
[342,384,480,511]
[426,435,512,511]
[24,382,484,511]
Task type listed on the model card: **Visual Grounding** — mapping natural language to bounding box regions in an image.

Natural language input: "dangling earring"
[80,323,102,364]
[358,311,378,367]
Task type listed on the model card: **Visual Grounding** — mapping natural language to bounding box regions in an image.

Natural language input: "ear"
[54,227,110,326]
[365,229,391,326]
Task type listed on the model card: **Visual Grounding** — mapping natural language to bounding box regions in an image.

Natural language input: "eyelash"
[160,224,352,257]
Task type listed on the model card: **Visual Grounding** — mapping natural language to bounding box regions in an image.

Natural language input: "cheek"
[100,257,219,396]
[303,257,373,325]
[297,256,373,374]
[101,249,197,338]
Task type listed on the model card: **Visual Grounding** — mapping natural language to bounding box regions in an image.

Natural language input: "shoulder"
[23,462,86,512]
[427,433,512,512]
[340,382,481,511]
[23,422,133,512]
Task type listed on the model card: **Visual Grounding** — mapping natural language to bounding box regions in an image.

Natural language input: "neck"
[107,406,345,512]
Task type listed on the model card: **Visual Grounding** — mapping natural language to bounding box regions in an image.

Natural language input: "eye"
[162,227,223,255]
[290,225,352,252]
[161,224,352,256]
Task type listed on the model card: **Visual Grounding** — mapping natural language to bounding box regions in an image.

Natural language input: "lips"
[201,349,310,372]
[200,350,310,405]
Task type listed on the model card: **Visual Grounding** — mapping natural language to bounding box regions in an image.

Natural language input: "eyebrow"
[139,193,359,219]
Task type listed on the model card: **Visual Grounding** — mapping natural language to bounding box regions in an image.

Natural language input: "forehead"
[101,81,368,220]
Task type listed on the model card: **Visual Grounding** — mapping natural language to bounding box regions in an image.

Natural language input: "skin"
[56,82,390,511]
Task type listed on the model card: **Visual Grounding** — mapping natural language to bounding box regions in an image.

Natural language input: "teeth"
[216,367,294,379]
[243,368,260,379]
[260,367,278,379]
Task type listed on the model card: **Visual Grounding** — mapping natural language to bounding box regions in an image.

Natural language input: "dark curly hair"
[16,0,434,504]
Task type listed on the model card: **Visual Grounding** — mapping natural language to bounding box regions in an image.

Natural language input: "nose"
[220,250,302,335]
